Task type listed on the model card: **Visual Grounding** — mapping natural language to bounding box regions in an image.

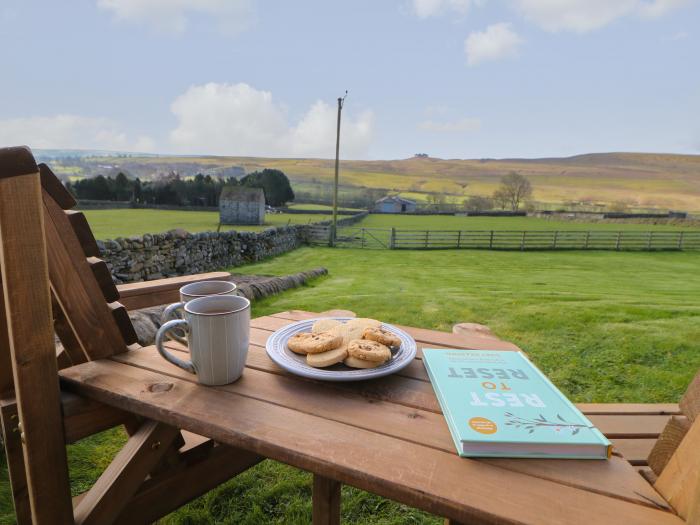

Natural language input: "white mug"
[155,295,251,385]
[162,280,238,344]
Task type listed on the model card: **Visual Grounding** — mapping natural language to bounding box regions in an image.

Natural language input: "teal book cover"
[423,349,612,459]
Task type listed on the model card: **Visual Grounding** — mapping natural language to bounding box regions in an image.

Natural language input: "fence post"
[457,230,462,249]
[390,227,396,249]
[552,231,558,249]
[361,228,365,249]
[678,231,684,250]
[646,231,652,250]
[616,232,621,251]
[520,231,526,251]
[425,230,429,249]
[584,231,590,249]
[328,225,333,248]
[489,230,494,249]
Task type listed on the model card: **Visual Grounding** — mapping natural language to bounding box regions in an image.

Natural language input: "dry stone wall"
[98,225,309,283]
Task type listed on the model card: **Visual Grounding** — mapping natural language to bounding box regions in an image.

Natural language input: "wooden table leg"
[312,474,340,525]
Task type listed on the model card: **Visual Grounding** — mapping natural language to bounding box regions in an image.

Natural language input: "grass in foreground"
[2,247,698,524]
[82,209,332,239]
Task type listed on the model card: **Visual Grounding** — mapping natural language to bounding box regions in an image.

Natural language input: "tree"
[493,172,532,211]
[114,172,131,201]
[492,188,509,210]
[463,195,493,212]
[240,169,294,207]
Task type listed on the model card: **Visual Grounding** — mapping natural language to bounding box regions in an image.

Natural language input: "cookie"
[346,318,382,331]
[312,318,342,333]
[288,331,343,354]
[347,339,392,363]
[330,324,364,346]
[362,326,401,348]
[344,356,383,369]
[307,346,348,368]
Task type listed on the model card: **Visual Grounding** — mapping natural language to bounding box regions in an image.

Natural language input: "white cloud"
[97,0,254,35]
[667,30,689,40]
[464,23,523,66]
[411,0,476,18]
[0,114,155,152]
[513,0,691,33]
[638,0,691,18]
[418,117,481,132]
[169,83,374,158]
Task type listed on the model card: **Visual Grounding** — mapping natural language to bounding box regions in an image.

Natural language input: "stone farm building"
[373,196,417,213]
[219,186,265,225]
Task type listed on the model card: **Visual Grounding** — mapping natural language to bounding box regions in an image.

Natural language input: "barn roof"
[375,196,416,205]
[220,185,264,202]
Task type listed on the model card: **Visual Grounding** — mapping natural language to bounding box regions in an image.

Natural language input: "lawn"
[82,208,698,241]
[355,214,699,231]
[2,247,699,524]
[82,209,333,240]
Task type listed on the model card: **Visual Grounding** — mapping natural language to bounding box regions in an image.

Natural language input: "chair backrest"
[0,146,74,523]
[650,373,700,522]
[38,161,138,366]
[0,146,143,523]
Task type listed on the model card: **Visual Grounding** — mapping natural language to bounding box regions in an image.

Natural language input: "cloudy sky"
[1,0,699,159]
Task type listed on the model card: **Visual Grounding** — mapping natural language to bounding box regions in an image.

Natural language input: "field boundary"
[307,226,700,251]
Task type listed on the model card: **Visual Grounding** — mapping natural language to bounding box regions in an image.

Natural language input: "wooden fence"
[306,226,700,251]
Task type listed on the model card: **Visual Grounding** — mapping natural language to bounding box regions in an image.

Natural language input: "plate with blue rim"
[265,317,417,381]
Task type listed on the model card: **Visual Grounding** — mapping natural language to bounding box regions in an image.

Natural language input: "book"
[422,349,612,459]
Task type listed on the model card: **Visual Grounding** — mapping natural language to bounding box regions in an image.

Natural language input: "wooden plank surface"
[158,339,670,441]
[43,190,128,359]
[111,343,669,510]
[0,173,74,524]
[60,359,680,525]
[116,271,232,310]
[648,415,691,475]
[610,439,657,466]
[655,419,700,520]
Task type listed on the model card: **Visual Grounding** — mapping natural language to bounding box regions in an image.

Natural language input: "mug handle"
[161,302,187,345]
[155,319,196,374]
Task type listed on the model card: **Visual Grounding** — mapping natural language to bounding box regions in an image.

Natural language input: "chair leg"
[312,474,341,525]
[73,420,180,525]
[0,400,31,525]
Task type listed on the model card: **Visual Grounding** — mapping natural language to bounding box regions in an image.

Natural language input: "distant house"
[219,186,265,225]
[373,196,417,214]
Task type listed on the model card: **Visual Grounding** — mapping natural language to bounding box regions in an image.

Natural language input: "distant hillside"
[45,151,700,212]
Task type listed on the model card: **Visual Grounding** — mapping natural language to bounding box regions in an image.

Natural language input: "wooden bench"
[1,146,699,524]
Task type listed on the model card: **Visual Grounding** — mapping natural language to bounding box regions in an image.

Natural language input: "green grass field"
[2,247,696,524]
[82,208,698,240]
[287,203,361,212]
[354,214,698,231]
[83,209,332,239]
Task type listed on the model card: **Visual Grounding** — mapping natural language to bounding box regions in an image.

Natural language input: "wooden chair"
[0,146,262,524]
[1,145,699,523]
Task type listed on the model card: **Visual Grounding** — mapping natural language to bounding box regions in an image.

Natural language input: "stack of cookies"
[287,317,402,369]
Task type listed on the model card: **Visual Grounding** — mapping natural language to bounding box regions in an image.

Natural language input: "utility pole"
[330,90,347,247]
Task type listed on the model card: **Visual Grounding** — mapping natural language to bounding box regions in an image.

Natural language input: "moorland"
[43,151,700,212]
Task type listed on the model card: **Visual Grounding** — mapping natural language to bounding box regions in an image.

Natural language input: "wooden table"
[59,311,681,524]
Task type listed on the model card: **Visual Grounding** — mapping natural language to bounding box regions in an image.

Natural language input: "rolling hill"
[42,151,700,212]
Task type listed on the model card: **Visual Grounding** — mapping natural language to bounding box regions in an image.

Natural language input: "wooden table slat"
[60,359,680,525]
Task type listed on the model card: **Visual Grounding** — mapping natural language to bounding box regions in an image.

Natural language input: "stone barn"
[373,196,417,214]
[219,186,265,225]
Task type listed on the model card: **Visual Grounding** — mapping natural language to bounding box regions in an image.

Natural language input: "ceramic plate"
[265,317,417,381]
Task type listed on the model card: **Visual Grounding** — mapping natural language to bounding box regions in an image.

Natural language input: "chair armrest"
[117,272,233,310]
